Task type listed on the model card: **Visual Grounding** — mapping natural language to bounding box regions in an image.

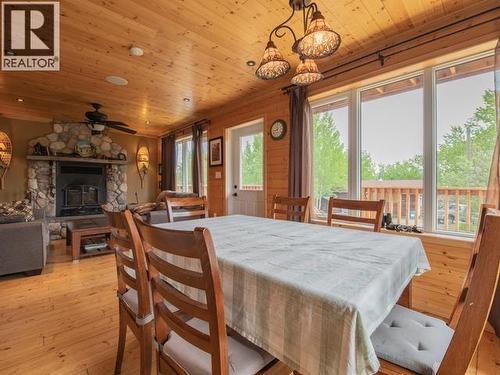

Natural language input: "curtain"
[288,85,313,202]
[161,134,176,191]
[486,40,500,337]
[192,123,203,196]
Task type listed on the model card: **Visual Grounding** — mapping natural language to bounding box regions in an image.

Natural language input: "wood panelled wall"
[206,91,289,218]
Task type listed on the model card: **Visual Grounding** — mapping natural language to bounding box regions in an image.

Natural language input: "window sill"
[310,218,475,246]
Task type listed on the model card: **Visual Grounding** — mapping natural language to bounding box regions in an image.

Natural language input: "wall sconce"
[0,131,12,190]
[136,145,150,188]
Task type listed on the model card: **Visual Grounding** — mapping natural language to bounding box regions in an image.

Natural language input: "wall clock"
[270,119,287,140]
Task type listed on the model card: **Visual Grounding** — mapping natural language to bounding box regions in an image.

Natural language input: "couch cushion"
[371,305,454,375]
[163,318,274,375]
[0,199,34,222]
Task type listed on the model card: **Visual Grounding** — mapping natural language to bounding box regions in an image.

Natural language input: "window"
[175,133,209,195]
[310,49,496,236]
[360,75,424,226]
[175,137,193,192]
[435,55,495,234]
[312,97,349,219]
[239,132,263,190]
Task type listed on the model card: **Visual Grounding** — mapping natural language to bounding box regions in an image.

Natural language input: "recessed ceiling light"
[129,46,144,57]
[16,97,24,102]
[105,76,128,86]
[246,60,256,67]
[183,98,191,102]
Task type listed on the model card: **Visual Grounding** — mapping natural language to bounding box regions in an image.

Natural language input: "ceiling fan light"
[255,40,291,80]
[291,59,323,86]
[296,11,341,60]
[91,123,106,132]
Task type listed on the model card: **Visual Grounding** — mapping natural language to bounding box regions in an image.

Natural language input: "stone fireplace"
[27,123,129,239]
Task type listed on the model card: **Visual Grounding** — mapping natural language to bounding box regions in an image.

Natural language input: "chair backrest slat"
[102,206,151,319]
[132,216,229,374]
[156,301,212,352]
[271,195,311,223]
[151,276,210,321]
[327,198,385,232]
[438,208,500,374]
[166,196,208,222]
[148,251,206,290]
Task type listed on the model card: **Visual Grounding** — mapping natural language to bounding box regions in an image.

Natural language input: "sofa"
[0,208,48,276]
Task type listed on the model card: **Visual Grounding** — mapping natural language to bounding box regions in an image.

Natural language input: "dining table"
[155,214,430,375]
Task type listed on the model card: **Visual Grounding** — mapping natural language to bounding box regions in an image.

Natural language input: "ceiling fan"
[77,103,137,135]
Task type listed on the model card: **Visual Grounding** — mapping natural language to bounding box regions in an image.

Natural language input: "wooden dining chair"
[271,195,311,223]
[102,206,153,375]
[130,215,287,375]
[327,198,385,232]
[166,196,209,222]
[373,206,500,375]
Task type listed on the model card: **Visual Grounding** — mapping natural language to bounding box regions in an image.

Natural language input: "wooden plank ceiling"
[0,0,497,135]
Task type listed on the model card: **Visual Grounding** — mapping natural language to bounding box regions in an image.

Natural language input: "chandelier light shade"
[255,1,341,86]
[255,40,291,80]
[296,11,341,60]
[291,59,323,86]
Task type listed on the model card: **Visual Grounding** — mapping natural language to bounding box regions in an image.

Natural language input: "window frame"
[309,49,495,238]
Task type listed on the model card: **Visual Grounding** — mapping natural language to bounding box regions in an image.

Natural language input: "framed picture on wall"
[209,136,223,167]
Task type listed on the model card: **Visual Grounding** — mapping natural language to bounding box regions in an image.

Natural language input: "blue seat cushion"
[371,305,454,375]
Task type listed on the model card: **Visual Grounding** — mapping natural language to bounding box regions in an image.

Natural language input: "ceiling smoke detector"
[129,46,144,57]
[105,76,129,86]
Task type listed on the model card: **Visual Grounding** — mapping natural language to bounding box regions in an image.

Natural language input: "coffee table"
[66,217,112,261]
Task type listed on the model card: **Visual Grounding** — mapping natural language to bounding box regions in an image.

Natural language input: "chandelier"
[256,0,341,86]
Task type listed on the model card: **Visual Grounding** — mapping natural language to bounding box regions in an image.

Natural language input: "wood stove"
[56,162,107,217]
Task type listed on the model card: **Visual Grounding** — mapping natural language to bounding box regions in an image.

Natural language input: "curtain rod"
[281,6,500,93]
[161,118,210,138]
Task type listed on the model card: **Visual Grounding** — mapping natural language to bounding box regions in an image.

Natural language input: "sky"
[327,70,495,166]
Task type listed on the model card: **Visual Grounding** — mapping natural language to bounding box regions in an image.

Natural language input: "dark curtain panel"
[288,86,312,199]
[192,124,203,196]
[487,40,500,337]
[161,134,176,191]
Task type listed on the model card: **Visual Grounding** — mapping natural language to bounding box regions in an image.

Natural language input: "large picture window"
[435,55,495,234]
[310,50,496,236]
[360,75,424,226]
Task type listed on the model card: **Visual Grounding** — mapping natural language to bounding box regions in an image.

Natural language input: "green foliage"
[313,112,348,200]
[312,89,496,196]
[241,133,263,186]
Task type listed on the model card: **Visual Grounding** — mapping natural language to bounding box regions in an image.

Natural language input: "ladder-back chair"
[373,206,500,375]
[102,207,153,375]
[327,198,385,232]
[131,216,286,375]
[271,195,311,223]
[166,196,208,222]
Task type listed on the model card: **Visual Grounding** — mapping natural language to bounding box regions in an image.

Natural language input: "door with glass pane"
[228,121,264,216]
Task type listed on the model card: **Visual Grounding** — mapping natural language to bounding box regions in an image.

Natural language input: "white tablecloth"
[156,215,430,375]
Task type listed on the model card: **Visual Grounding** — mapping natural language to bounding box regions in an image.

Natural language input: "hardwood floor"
[0,240,498,375]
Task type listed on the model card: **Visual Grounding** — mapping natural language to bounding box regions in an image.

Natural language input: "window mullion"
[423,67,436,233]
[349,89,360,200]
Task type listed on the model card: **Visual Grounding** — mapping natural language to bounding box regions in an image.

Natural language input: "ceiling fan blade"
[106,123,137,134]
[105,120,129,126]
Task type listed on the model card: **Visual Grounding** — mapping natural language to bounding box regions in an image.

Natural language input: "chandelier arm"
[268,7,297,42]
[303,2,318,31]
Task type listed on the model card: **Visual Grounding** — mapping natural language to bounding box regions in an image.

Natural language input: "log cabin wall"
[206,90,289,218]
